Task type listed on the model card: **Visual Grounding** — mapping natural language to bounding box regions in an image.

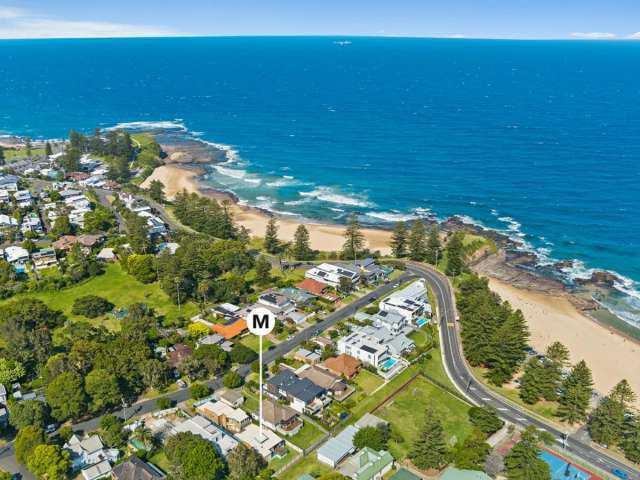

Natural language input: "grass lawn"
[269,447,299,473]
[240,334,273,353]
[471,366,560,422]
[408,328,431,349]
[5,148,46,160]
[418,345,456,388]
[377,376,473,460]
[3,263,198,328]
[277,455,333,480]
[148,450,171,474]
[289,421,326,450]
[349,366,418,422]
[354,369,385,394]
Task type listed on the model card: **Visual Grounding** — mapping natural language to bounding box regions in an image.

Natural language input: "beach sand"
[142,165,392,254]
[489,278,640,407]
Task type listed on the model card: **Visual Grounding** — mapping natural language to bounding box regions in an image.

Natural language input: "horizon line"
[1,33,640,42]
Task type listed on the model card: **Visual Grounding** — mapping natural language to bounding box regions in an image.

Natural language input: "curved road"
[407,262,639,480]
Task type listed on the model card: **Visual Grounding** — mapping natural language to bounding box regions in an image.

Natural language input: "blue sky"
[0,0,639,40]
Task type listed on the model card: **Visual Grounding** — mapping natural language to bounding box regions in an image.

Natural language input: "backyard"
[276,455,333,480]
[2,263,198,328]
[289,421,327,450]
[376,376,473,460]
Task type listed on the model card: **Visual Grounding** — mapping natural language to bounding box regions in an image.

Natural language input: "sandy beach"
[489,278,640,408]
[142,165,392,254]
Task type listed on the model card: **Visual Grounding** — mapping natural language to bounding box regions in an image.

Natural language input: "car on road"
[611,468,629,479]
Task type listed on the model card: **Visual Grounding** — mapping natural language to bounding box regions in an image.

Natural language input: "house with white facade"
[379,279,431,323]
[64,434,119,472]
[305,263,360,288]
[171,415,238,457]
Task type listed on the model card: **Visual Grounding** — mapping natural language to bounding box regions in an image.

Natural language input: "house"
[197,333,225,347]
[313,336,335,350]
[260,398,303,436]
[53,234,104,252]
[379,279,431,323]
[20,212,42,234]
[305,263,360,289]
[293,348,321,365]
[216,388,244,408]
[371,310,407,335]
[13,190,32,207]
[439,467,493,480]
[212,318,247,340]
[111,455,166,480]
[210,303,241,321]
[258,292,295,315]
[295,278,339,302]
[317,425,358,467]
[0,407,8,428]
[0,214,18,228]
[166,344,193,368]
[157,242,180,255]
[81,459,112,480]
[337,330,388,368]
[286,309,315,325]
[265,369,329,415]
[0,384,6,403]
[341,258,389,285]
[235,423,286,460]
[339,447,394,480]
[171,415,238,457]
[196,400,251,433]
[277,287,315,306]
[64,434,119,471]
[32,248,58,270]
[297,365,353,401]
[4,245,29,266]
[0,175,19,192]
[359,325,414,357]
[138,211,167,236]
[323,354,362,379]
[97,248,117,262]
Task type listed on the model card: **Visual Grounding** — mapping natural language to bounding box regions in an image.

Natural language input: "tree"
[468,406,504,436]
[9,400,49,430]
[126,214,152,254]
[255,255,272,286]
[558,360,593,424]
[622,418,640,463]
[450,432,491,471]
[485,308,529,386]
[45,371,87,421]
[229,344,258,364]
[445,232,465,276]
[0,357,26,385]
[85,368,121,412]
[24,137,32,158]
[127,254,157,283]
[353,426,388,451]
[539,342,570,402]
[0,470,11,480]
[157,397,174,410]
[292,225,312,260]
[45,141,53,157]
[50,214,73,238]
[71,295,114,318]
[100,415,128,448]
[83,205,117,233]
[227,443,266,480]
[589,380,635,447]
[425,226,441,265]
[390,222,408,258]
[190,383,211,400]
[223,371,244,389]
[264,217,279,254]
[519,357,545,404]
[338,276,353,295]
[408,219,427,261]
[187,322,210,339]
[409,408,448,470]
[193,345,229,376]
[165,432,226,480]
[0,146,4,166]
[505,428,551,480]
[341,213,365,261]
[610,379,636,408]
[15,425,46,465]
[60,145,81,172]
[148,179,165,203]
[27,444,70,480]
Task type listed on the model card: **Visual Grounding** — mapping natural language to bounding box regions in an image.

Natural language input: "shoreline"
[141,164,393,254]
[142,159,640,407]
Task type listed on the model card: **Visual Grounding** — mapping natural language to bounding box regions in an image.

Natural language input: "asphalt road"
[406,262,639,480]
[0,271,413,478]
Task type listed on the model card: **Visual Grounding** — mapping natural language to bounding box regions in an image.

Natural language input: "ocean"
[0,37,639,327]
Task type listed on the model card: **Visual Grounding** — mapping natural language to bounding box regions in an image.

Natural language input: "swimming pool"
[416,318,428,327]
[380,358,398,371]
[539,450,596,480]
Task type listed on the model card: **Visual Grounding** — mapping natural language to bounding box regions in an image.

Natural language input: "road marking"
[481,397,491,401]
[447,323,455,327]
[516,417,528,422]
[497,407,509,412]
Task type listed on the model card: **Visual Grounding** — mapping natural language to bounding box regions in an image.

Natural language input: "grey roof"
[268,370,325,404]
[317,425,358,464]
[112,455,166,480]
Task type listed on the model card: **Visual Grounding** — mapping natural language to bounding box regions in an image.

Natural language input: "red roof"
[213,318,247,340]
[296,278,330,296]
